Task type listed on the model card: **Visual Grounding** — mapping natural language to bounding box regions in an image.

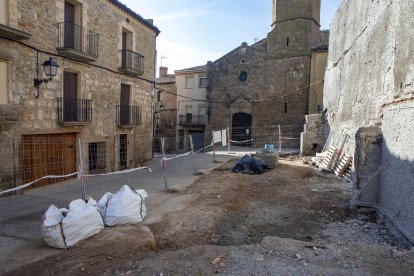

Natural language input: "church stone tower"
[268,0,321,57]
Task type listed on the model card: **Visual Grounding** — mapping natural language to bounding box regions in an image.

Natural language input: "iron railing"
[179,114,206,126]
[119,49,144,74]
[57,97,92,123]
[58,22,99,58]
[116,105,141,126]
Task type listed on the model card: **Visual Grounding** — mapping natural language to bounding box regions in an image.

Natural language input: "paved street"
[0,152,234,272]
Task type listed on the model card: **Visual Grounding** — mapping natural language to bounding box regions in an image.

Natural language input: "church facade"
[206,0,323,145]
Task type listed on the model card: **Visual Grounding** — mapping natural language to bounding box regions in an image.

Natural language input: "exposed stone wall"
[324,0,414,244]
[0,0,158,190]
[300,113,325,156]
[155,81,177,153]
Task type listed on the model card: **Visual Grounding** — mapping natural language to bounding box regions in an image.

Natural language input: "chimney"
[159,66,168,77]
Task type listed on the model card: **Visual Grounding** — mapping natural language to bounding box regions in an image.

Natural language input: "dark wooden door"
[64,1,75,48]
[120,84,130,125]
[122,32,127,67]
[64,71,78,122]
[232,112,252,147]
[22,133,77,188]
[119,134,127,170]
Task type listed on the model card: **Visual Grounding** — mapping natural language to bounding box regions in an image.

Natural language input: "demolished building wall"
[324,0,414,244]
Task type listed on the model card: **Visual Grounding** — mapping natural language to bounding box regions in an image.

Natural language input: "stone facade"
[324,0,414,244]
[155,67,177,153]
[0,0,159,191]
[300,113,325,156]
[206,0,322,143]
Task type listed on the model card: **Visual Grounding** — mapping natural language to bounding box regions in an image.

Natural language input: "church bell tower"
[268,0,321,57]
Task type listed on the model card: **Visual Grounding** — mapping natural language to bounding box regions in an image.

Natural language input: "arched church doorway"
[232,112,252,147]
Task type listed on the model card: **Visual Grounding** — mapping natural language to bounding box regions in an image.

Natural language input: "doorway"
[232,112,252,147]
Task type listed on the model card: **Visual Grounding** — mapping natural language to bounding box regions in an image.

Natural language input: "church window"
[287,37,290,47]
[239,71,248,82]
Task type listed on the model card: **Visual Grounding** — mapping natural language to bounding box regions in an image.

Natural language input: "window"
[185,105,192,123]
[185,76,194,89]
[88,142,106,174]
[239,71,248,82]
[199,105,206,115]
[0,60,8,104]
[199,77,208,88]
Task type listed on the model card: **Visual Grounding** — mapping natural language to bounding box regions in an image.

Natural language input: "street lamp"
[154,103,164,129]
[34,55,59,98]
[34,57,59,88]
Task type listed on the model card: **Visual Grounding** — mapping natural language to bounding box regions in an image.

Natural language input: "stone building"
[155,67,177,153]
[0,0,159,191]
[175,65,208,152]
[206,0,323,147]
[323,0,414,245]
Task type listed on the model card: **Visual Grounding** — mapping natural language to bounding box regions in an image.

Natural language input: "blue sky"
[120,0,343,74]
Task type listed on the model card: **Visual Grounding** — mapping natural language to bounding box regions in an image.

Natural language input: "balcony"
[116,105,141,128]
[57,97,92,125]
[0,23,31,40]
[57,22,99,62]
[118,49,144,76]
[179,114,206,126]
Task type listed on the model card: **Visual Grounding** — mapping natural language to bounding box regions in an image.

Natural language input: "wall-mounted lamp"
[34,57,59,88]
[34,54,59,98]
[154,103,164,114]
[154,103,164,129]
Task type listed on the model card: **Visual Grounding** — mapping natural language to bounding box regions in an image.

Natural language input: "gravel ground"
[5,159,414,275]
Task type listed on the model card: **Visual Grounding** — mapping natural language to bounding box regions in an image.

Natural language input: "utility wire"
[2,36,325,105]
[155,79,325,104]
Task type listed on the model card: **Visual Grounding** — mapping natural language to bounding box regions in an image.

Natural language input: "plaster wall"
[175,71,207,117]
[324,0,414,244]
[309,51,327,114]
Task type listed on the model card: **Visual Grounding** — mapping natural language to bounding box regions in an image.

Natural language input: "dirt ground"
[5,158,414,275]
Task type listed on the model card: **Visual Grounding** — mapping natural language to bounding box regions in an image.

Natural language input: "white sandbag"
[41,205,68,249]
[41,198,104,249]
[98,185,147,226]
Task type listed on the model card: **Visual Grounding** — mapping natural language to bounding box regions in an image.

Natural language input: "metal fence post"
[227,127,231,152]
[78,139,86,201]
[189,135,197,174]
[278,125,282,153]
[212,131,216,161]
[161,137,168,190]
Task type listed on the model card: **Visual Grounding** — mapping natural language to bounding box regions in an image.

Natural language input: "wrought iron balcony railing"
[57,22,99,61]
[179,114,206,126]
[57,97,92,124]
[116,105,141,127]
[118,49,144,76]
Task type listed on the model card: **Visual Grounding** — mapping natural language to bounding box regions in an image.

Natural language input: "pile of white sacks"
[41,185,147,249]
